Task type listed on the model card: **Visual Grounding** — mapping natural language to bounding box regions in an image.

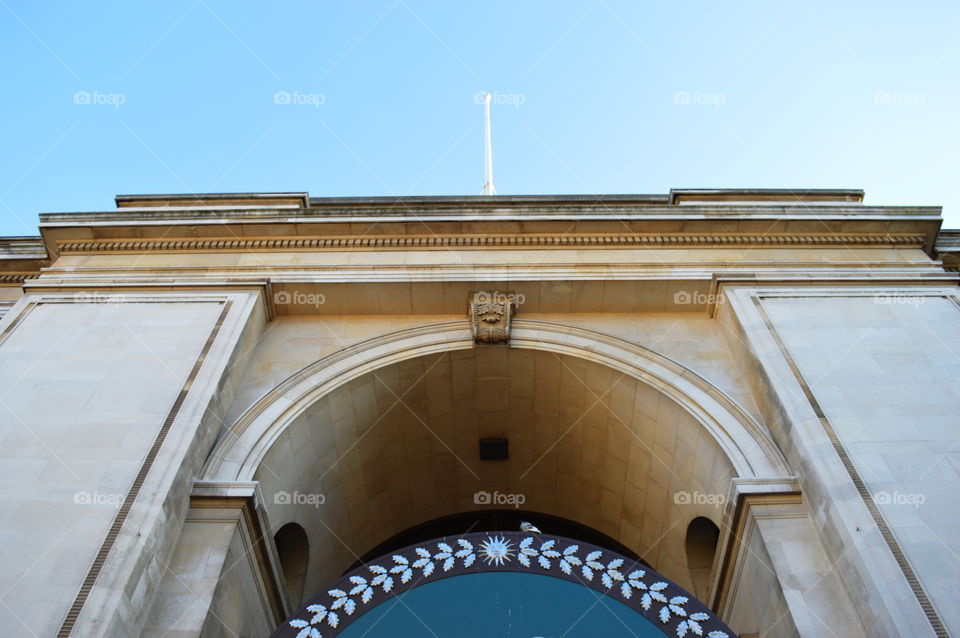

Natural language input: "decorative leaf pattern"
[283,533,730,638]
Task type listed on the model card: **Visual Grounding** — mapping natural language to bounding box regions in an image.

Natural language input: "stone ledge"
[54,232,929,254]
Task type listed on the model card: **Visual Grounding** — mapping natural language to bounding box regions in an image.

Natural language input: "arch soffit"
[201,319,790,481]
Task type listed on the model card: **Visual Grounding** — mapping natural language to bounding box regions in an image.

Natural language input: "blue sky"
[1,0,958,236]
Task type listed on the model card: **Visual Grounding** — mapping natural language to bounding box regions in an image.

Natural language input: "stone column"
[142,482,288,638]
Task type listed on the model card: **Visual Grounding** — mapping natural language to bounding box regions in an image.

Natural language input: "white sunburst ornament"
[282,532,734,638]
[479,535,514,566]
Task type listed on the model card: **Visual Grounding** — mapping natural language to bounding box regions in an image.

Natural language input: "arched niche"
[274,522,309,607]
[685,516,720,602]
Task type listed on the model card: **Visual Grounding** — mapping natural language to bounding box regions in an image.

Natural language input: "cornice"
[3,192,950,273]
[0,237,50,285]
[0,236,46,258]
[28,262,954,281]
[54,232,929,254]
[934,229,960,272]
[0,273,37,284]
[39,204,942,226]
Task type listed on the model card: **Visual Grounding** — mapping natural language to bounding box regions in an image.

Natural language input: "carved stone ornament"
[469,291,516,344]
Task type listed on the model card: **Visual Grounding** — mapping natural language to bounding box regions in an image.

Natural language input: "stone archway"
[203,319,789,481]
[200,319,792,611]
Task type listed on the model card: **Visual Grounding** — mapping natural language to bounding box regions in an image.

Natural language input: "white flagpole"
[482,92,496,196]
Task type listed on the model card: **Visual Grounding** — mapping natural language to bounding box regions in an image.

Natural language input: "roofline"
[668,188,864,204]
[107,189,867,209]
[0,190,952,267]
[305,194,673,207]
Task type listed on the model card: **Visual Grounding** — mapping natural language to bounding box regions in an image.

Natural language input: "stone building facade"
[0,189,957,637]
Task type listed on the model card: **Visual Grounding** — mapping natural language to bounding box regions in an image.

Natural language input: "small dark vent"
[478,437,509,460]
